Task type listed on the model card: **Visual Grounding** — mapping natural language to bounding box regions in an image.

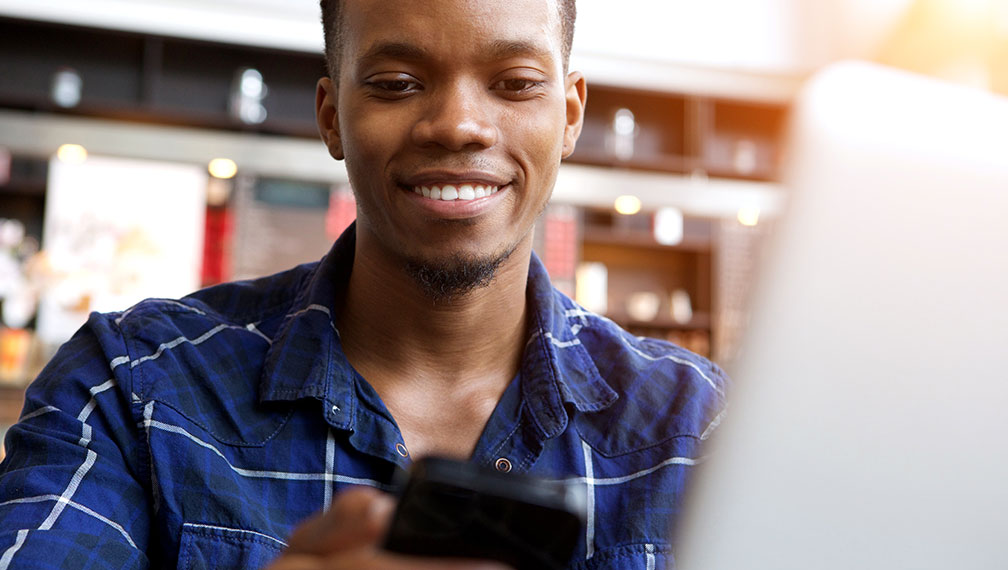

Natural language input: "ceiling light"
[654,207,684,245]
[229,68,268,125]
[614,195,642,216]
[737,207,760,227]
[51,68,83,108]
[56,144,88,164]
[208,158,238,179]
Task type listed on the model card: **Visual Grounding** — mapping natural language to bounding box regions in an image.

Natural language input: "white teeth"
[412,184,501,201]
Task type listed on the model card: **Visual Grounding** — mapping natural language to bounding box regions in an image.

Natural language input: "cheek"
[341,122,387,169]
[506,107,567,184]
[514,102,567,153]
[339,103,410,165]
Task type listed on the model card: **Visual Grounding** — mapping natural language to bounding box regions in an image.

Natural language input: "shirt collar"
[257,223,618,436]
[257,224,358,429]
[519,253,619,439]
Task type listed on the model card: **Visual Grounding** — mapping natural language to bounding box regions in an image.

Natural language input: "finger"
[381,554,514,570]
[269,549,513,570]
[260,553,320,570]
[327,550,515,570]
[286,486,395,556]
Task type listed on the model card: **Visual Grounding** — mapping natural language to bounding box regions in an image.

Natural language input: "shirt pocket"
[177,522,285,570]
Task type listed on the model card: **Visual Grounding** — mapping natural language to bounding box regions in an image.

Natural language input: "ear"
[561,71,587,159]
[315,77,345,160]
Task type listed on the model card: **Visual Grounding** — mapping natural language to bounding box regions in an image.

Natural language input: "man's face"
[317,0,585,289]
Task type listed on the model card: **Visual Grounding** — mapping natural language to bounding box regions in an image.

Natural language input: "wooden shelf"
[0,386,26,426]
[581,226,711,253]
[566,147,693,175]
[578,206,714,356]
[608,311,711,332]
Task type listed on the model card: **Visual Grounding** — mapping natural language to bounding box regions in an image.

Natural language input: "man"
[0,0,727,568]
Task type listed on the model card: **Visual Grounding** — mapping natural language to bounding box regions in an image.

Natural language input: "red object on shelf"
[326,186,357,241]
[542,207,578,281]
[201,205,233,286]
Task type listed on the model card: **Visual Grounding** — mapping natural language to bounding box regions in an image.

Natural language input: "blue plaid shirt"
[0,226,727,569]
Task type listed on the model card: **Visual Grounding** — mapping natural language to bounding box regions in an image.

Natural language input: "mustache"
[401,153,502,172]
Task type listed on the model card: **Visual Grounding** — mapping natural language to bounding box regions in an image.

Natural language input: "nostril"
[411,91,498,150]
[412,117,498,151]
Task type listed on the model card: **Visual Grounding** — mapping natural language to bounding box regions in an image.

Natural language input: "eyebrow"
[359,42,429,65]
[485,39,554,62]
[357,39,555,67]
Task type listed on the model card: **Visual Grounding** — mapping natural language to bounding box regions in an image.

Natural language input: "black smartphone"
[382,456,586,570]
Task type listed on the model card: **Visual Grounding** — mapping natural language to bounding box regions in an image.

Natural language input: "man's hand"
[266,486,512,569]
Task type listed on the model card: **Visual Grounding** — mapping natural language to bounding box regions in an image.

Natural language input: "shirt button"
[494,457,512,473]
[395,443,409,458]
[330,405,340,414]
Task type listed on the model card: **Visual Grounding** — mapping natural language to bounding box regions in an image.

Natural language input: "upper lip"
[400,170,511,188]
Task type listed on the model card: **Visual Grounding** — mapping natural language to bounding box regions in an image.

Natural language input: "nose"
[411,81,498,151]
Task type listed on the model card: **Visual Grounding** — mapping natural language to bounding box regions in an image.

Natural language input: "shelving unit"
[570,82,787,179]
[577,208,714,356]
[566,82,788,360]
[572,87,692,172]
[0,16,791,383]
[702,98,789,180]
[0,17,323,138]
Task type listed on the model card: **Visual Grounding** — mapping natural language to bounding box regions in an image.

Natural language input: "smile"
[412,184,500,201]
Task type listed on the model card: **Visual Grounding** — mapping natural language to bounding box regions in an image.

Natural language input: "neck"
[333,226,535,459]
[335,232,531,391]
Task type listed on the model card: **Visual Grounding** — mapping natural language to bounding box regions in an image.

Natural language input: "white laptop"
[675,61,1008,569]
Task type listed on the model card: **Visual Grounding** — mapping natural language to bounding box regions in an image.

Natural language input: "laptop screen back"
[675,61,1008,570]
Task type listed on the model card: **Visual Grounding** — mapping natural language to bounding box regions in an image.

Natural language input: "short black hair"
[320,0,577,78]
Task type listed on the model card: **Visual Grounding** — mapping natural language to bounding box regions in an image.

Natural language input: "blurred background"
[0,0,1006,430]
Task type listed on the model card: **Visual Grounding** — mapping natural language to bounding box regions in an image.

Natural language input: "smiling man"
[0,1,727,569]
[312,0,587,463]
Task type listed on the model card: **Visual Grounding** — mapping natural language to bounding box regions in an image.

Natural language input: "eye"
[377,79,415,92]
[364,74,422,99]
[491,77,546,98]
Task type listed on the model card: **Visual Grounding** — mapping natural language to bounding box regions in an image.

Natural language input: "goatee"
[404,247,515,303]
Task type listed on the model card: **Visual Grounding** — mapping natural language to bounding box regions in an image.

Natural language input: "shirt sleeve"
[0,313,151,569]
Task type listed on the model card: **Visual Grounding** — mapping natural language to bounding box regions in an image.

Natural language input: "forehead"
[339,0,563,68]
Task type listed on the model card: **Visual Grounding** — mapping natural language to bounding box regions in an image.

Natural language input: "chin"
[403,237,523,294]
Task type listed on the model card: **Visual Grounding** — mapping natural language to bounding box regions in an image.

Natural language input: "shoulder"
[108,260,319,375]
[72,263,318,442]
[556,292,728,457]
[112,260,317,344]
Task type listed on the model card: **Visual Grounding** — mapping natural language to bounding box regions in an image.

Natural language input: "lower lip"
[403,185,509,219]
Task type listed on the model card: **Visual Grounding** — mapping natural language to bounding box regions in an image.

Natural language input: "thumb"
[285,486,396,556]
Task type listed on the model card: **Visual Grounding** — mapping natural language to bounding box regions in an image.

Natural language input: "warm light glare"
[208,158,238,179]
[938,0,997,19]
[56,143,88,164]
[875,0,1008,90]
[738,207,761,227]
[614,195,642,216]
